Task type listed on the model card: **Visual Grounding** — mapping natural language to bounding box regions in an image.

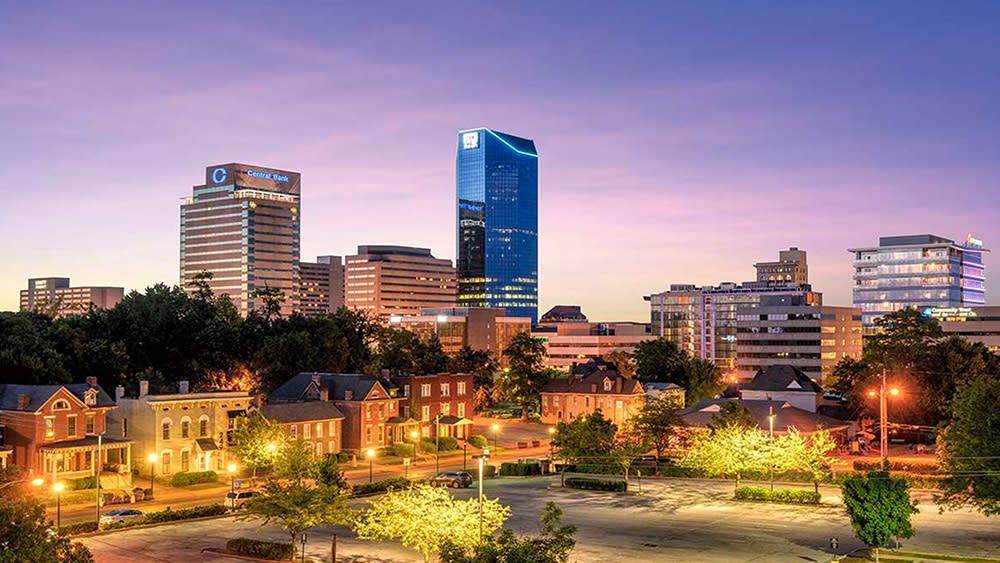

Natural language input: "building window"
[403,384,410,397]
[181,450,190,472]
[377,423,384,444]
[457,382,466,395]
[421,405,430,421]
[290,425,297,438]
[181,419,191,439]
[199,417,208,437]
[457,403,465,418]
[316,423,323,439]
[67,415,77,437]
[365,425,372,444]
[328,441,335,453]
[378,404,385,419]
[421,384,431,397]
[366,405,372,420]
[52,400,70,411]
[604,380,612,391]
[44,417,55,439]
[316,442,323,455]
[304,424,311,439]
[440,383,450,397]
[585,397,590,408]
[86,414,95,435]
[162,420,171,441]
[328,421,336,436]
[441,402,451,416]
[161,452,171,474]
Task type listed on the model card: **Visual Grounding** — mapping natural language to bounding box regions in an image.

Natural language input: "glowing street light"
[147,453,158,498]
[547,427,556,458]
[491,424,499,451]
[53,482,65,529]
[227,463,238,507]
[31,478,44,487]
[411,430,420,455]
[267,443,277,452]
[870,369,901,466]
[366,449,376,483]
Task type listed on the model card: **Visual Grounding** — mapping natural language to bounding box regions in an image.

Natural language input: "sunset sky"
[2,2,998,320]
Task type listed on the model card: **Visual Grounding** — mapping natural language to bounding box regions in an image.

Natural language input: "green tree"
[249,286,286,323]
[496,333,550,420]
[551,412,617,486]
[610,431,651,488]
[603,350,637,380]
[631,396,686,460]
[414,335,450,374]
[682,358,726,405]
[230,411,288,477]
[709,401,757,430]
[841,471,919,563]
[771,428,837,493]
[314,454,348,490]
[439,501,577,563]
[353,484,510,563]
[449,346,497,410]
[0,496,94,563]
[633,338,687,384]
[679,423,769,491]
[937,376,1000,516]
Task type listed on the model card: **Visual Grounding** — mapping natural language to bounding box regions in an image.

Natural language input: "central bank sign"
[211,166,290,185]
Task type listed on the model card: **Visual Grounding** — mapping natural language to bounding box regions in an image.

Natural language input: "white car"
[100,508,144,525]
[225,490,258,509]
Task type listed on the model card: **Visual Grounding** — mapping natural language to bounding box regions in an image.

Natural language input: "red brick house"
[0,378,131,480]
[540,372,646,427]
[260,401,345,456]
[390,373,475,439]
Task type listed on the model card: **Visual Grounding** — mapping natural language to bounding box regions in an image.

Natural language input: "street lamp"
[53,482,64,529]
[227,464,237,508]
[366,449,376,483]
[411,430,420,456]
[767,408,777,491]
[32,478,44,487]
[869,369,901,467]
[435,414,442,475]
[491,424,499,451]
[147,453,157,498]
[475,454,490,544]
[547,427,555,458]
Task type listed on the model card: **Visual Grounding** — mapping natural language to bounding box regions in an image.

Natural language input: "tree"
[631,396,686,460]
[450,346,498,410]
[681,358,726,405]
[610,431,651,488]
[230,411,288,477]
[633,338,687,384]
[496,333,550,420]
[0,496,94,563]
[249,286,286,323]
[314,454,348,490]
[353,484,510,563]
[552,412,617,486]
[679,423,769,491]
[937,376,1000,516]
[709,401,757,430]
[603,350,637,380]
[771,429,837,494]
[439,502,577,563]
[841,471,918,563]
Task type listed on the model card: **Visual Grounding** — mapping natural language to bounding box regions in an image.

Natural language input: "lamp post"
[767,407,776,491]
[547,427,555,457]
[475,454,489,544]
[95,432,104,526]
[491,424,499,452]
[435,414,441,476]
[53,482,64,529]
[411,430,420,456]
[366,449,375,483]
[868,369,900,468]
[227,464,237,509]
[147,453,157,499]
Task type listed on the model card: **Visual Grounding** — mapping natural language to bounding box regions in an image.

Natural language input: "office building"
[538,305,589,326]
[20,277,124,317]
[540,372,646,427]
[299,255,345,316]
[924,306,1000,353]
[392,307,531,364]
[754,247,808,284]
[735,295,862,383]
[345,246,457,317]
[456,128,539,323]
[849,234,987,330]
[390,373,475,439]
[532,307,654,372]
[180,163,301,317]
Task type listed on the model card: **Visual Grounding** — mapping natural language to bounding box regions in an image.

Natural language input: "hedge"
[438,436,459,451]
[656,466,707,478]
[68,476,98,491]
[393,443,415,457]
[499,462,542,477]
[337,452,350,463]
[565,477,627,492]
[169,471,218,487]
[352,477,411,496]
[419,438,438,453]
[734,486,820,505]
[852,459,941,475]
[226,538,293,560]
[468,435,488,449]
[574,463,621,475]
[102,504,228,530]
[468,464,497,479]
[59,521,99,535]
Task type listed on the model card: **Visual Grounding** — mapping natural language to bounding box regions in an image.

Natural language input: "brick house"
[540,372,646,427]
[260,401,345,456]
[389,373,475,439]
[0,378,132,481]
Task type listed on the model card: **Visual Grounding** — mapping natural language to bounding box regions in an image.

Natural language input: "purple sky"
[2,2,998,320]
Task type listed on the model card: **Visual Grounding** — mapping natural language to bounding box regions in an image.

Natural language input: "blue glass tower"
[456,128,538,323]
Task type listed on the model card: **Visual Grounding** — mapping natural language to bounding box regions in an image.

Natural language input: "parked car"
[100,508,144,525]
[225,490,258,509]
[431,471,473,488]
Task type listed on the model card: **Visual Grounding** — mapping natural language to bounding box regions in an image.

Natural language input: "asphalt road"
[79,476,1000,563]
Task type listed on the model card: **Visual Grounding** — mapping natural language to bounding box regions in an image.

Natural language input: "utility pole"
[880,368,888,468]
[95,432,103,525]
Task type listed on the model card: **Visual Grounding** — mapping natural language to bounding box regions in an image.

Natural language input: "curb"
[200,548,283,562]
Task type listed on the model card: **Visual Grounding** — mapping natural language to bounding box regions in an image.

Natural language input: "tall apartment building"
[849,234,987,329]
[180,163,301,317]
[345,246,457,317]
[391,306,531,364]
[735,294,862,383]
[456,128,539,323]
[20,277,124,317]
[299,255,345,316]
[754,247,808,284]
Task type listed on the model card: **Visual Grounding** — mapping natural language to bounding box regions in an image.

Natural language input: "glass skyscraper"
[456,128,538,323]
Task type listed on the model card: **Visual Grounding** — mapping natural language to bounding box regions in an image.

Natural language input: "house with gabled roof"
[739,365,824,413]
[677,398,852,439]
[540,371,646,427]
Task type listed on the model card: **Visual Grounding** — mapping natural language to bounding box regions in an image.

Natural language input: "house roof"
[0,383,116,412]
[542,372,644,396]
[742,365,823,394]
[569,357,615,377]
[643,382,682,391]
[38,436,131,451]
[677,398,850,434]
[260,401,345,424]
[270,373,396,403]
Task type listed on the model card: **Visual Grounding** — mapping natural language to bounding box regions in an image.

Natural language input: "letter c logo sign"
[212,167,227,184]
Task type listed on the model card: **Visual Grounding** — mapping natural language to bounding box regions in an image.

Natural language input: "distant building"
[849,234,987,330]
[299,255,345,316]
[538,305,588,326]
[392,307,530,364]
[20,277,123,317]
[754,247,808,284]
[533,317,654,372]
[735,294,862,383]
[738,365,824,413]
[643,382,685,409]
[540,372,646,427]
[677,398,851,439]
[180,163,301,317]
[390,373,475,439]
[345,246,457,318]
[260,402,345,457]
[456,128,539,323]
[925,306,1000,353]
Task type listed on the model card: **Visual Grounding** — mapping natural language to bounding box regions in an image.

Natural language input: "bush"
[420,438,438,453]
[734,486,820,505]
[468,435,488,449]
[352,477,411,496]
[438,436,459,451]
[468,464,497,479]
[852,459,941,475]
[656,465,707,478]
[103,504,229,530]
[393,443,415,457]
[565,477,627,492]
[499,462,542,477]
[337,452,350,463]
[69,476,98,491]
[169,471,218,487]
[574,463,621,475]
[226,538,293,560]
[60,521,99,535]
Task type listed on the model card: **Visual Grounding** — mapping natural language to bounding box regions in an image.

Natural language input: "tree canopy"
[0,496,94,563]
[632,338,724,405]
[841,471,918,563]
[495,333,551,420]
[439,502,577,563]
[631,396,687,460]
[937,376,1000,516]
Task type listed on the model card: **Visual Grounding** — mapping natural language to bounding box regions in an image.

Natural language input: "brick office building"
[540,372,646,427]
[260,401,345,456]
[390,373,475,439]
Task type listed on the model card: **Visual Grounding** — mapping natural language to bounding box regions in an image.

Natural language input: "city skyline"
[2,3,999,319]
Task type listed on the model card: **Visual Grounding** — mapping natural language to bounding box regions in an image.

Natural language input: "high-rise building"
[299,255,345,316]
[848,234,987,329]
[456,128,539,323]
[180,163,301,317]
[20,277,124,317]
[344,246,457,318]
[735,294,862,383]
[754,247,808,284]
[391,306,531,365]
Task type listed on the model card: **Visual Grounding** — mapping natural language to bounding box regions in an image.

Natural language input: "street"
[79,476,1000,563]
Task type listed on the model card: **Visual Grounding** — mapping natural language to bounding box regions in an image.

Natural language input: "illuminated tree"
[631,396,687,460]
[679,423,769,491]
[841,471,918,563]
[230,410,288,477]
[552,411,617,486]
[353,484,510,563]
[938,376,1000,516]
[439,502,577,563]
[0,496,94,563]
[771,428,837,493]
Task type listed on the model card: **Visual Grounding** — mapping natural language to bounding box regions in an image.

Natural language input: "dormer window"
[603,379,612,392]
[52,400,70,411]
[84,389,98,406]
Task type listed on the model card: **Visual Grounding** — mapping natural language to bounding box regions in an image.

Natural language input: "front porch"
[38,436,132,483]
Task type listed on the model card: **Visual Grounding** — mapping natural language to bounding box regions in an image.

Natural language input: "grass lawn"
[842,549,1000,563]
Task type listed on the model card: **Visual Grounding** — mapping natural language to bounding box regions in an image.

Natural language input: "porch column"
[91,449,96,477]
[125,445,131,474]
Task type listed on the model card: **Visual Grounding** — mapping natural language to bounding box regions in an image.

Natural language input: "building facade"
[390,373,475,439]
[925,306,1000,353]
[456,128,539,323]
[20,277,124,317]
[540,372,646,427]
[849,234,987,330]
[735,295,862,383]
[754,247,808,284]
[345,246,457,317]
[533,321,654,372]
[106,381,251,476]
[299,255,345,316]
[392,307,531,364]
[180,163,301,317]
[260,402,344,457]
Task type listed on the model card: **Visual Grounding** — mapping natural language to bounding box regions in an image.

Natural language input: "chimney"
[179,380,189,394]
[86,376,98,388]
[115,385,125,403]
[17,394,30,410]
[139,380,149,398]
[344,390,353,401]
[311,374,321,385]
[319,387,329,402]
[380,369,390,380]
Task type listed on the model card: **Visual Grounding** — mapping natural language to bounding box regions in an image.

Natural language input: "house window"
[604,380,612,391]
[316,442,323,455]
[45,417,55,439]
[162,420,171,441]
[421,384,431,397]
[440,383,450,397]
[553,396,560,406]
[86,414,95,435]
[457,403,465,418]
[378,404,385,419]
[457,382,466,395]
[585,397,590,408]
[377,423,384,444]
[616,400,623,409]
[199,418,208,437]
[181,420,190,439]
[290,425,297,438]
[573,396,578,407]
[328,421,336,436]
[441,402,451,416]
[328,441,335,453]
[181,450,190,472]
[421,405,430,421]
[52,400,70,411]
[67,415,77,437]
[365,425,372,444]
[366,405,372,420]
[304,424,311,439]
[403,384,410,397]
[316,423,323,439]
[161,452,171,474]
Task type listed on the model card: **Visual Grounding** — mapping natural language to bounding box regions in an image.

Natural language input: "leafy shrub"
[352,477,411,496]
[169,471,218,487]
[902,475,947,490]
[226,538,293,560]
[499,462,542,477]
[734,486,820,505]
[337,452,350,463]
[468,464,497,479]
[60,521,99,535]
[68,476,98,490]
[393,443,415,457]
[574,463,621,475]
[852,459,941,475]
[564,477,627,492]
[420,438,438,453]
[102,504,229,530]
[468,435,488,449]
[438,436,459,451]
[656,465,707,478]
